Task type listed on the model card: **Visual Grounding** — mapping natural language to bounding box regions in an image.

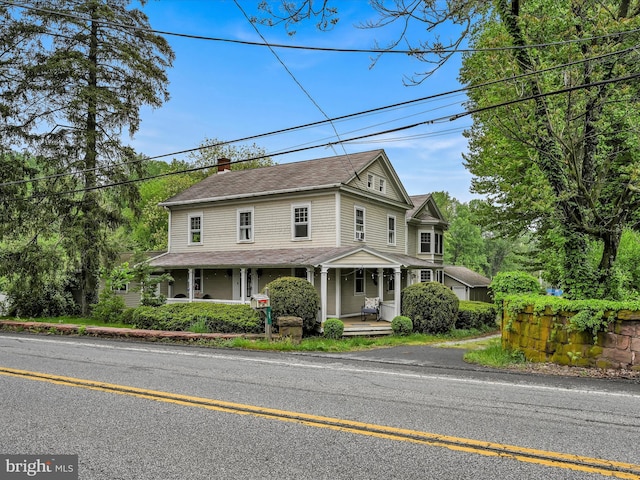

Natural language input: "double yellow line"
[2,366,639,479]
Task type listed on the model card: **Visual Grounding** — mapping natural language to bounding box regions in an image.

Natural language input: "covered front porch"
[148,247,441,333]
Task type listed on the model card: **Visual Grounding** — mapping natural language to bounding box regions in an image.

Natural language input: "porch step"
[342,325,392,336]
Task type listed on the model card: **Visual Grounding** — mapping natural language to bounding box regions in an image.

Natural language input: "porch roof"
[148,247,440,270]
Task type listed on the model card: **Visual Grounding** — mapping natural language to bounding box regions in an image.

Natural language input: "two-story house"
[148,149,448,330]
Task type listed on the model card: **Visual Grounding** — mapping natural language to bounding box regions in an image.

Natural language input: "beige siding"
[339,194,406,253]
[169,194,337,253]
[347,159,404,203]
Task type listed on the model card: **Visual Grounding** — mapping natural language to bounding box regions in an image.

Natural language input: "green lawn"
[1,316,498,352]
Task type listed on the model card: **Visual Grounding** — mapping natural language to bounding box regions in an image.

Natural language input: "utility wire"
[3,0,640,55]
[2,44,635,189]
[6,71,640,202]
[232,0,357,177]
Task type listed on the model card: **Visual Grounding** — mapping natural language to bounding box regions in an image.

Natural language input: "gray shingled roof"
[161,149,385,206]
[407,194,431,219]
[444,265,491,287]
[149,247,440,269]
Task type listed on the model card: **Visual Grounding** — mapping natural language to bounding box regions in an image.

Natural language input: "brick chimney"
[217,157,231,173]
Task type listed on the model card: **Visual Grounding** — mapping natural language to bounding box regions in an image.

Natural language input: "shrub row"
[131,303,263,334]
[455,301,498,330]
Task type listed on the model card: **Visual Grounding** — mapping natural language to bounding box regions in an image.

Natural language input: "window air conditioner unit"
[355,232,365,241]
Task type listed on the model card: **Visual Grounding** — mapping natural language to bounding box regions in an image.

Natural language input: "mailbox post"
[250,292,272,341]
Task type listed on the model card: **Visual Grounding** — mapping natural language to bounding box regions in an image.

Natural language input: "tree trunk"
[80,12,99,316]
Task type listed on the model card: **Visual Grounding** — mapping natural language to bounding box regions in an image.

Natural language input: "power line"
[3,0,640,55]
[232,0,357,178]
[7,70,640,203]
[2,43,636,189]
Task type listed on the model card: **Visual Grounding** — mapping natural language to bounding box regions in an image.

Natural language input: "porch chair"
[361,297,380,322]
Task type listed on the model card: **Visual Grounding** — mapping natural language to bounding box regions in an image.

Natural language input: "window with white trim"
[193,268,203,293]
[378,177,386,193]
[354,206,365,241]
[420,270,432,282]
[387,215,396,245]
[292,204,310,240]
[367,174,374,189]
[238,208,253,242]
[436,270,443,283]
[355,269,365,295]
[188,213,203,245]
[435,233,443,254]
[419,232,431,253]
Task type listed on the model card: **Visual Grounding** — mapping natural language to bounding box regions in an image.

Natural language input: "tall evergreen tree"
[0,0,174,314]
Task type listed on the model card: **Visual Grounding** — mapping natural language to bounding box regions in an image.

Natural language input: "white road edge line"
[1,335,638,399]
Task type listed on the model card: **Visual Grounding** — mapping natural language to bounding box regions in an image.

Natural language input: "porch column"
[394,267,402,317]
[377,268,384,300]
[188,268,194,303]
[240,267,246,304]
[334,268,341,319]
[168,272,173,299]
[320,266,329,324]
[307,267,314,285]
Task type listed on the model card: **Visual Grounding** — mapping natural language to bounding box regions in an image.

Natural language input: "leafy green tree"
[261,2,640,299]
[0,0,174,313]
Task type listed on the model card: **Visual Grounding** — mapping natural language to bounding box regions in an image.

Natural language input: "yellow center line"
[2,366,639,479]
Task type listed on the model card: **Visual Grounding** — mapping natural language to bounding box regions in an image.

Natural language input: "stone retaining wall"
[502,306,640,370]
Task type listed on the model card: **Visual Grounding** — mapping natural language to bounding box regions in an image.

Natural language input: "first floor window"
[238,209,253,242]
[189,214,202,244]
[420,270,432,282]
[436,270,443,283]
[194,268,202,293]
[387,271,395,292]
[355,269,365,294]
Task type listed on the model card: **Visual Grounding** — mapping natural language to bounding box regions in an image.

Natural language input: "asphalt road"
[1,332,639,479]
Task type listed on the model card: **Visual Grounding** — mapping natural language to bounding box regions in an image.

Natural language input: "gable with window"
[188,213,203,245]
[238,208,254,242]
[292,203,310,240]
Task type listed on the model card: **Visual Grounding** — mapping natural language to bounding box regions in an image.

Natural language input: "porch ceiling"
[149,247,440,270]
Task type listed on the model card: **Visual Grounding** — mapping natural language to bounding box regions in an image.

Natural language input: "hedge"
[455,301,498,330]
[131,303,263,334]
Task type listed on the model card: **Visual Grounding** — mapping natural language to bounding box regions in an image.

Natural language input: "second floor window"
[355,207,365,241]
[387,215,396,245]
[293,205,310,239]
[238,208,253,242]
[189,213,202,245]
[420,232,431,253]
[435,233,443,254]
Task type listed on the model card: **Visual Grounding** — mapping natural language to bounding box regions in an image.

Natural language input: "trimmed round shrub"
[490,271,542,303]
[323,318,344,339]
[401,282,459,334]
[265,276,320,333]
[391,316,413,336]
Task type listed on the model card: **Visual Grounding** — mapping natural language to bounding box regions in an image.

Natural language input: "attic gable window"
[378,178,386,193]
[188,213,203,245]
[238,208,254,242]
[367,174,374,189]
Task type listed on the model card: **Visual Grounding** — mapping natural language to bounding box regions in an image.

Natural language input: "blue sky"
[131,1,475,201]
